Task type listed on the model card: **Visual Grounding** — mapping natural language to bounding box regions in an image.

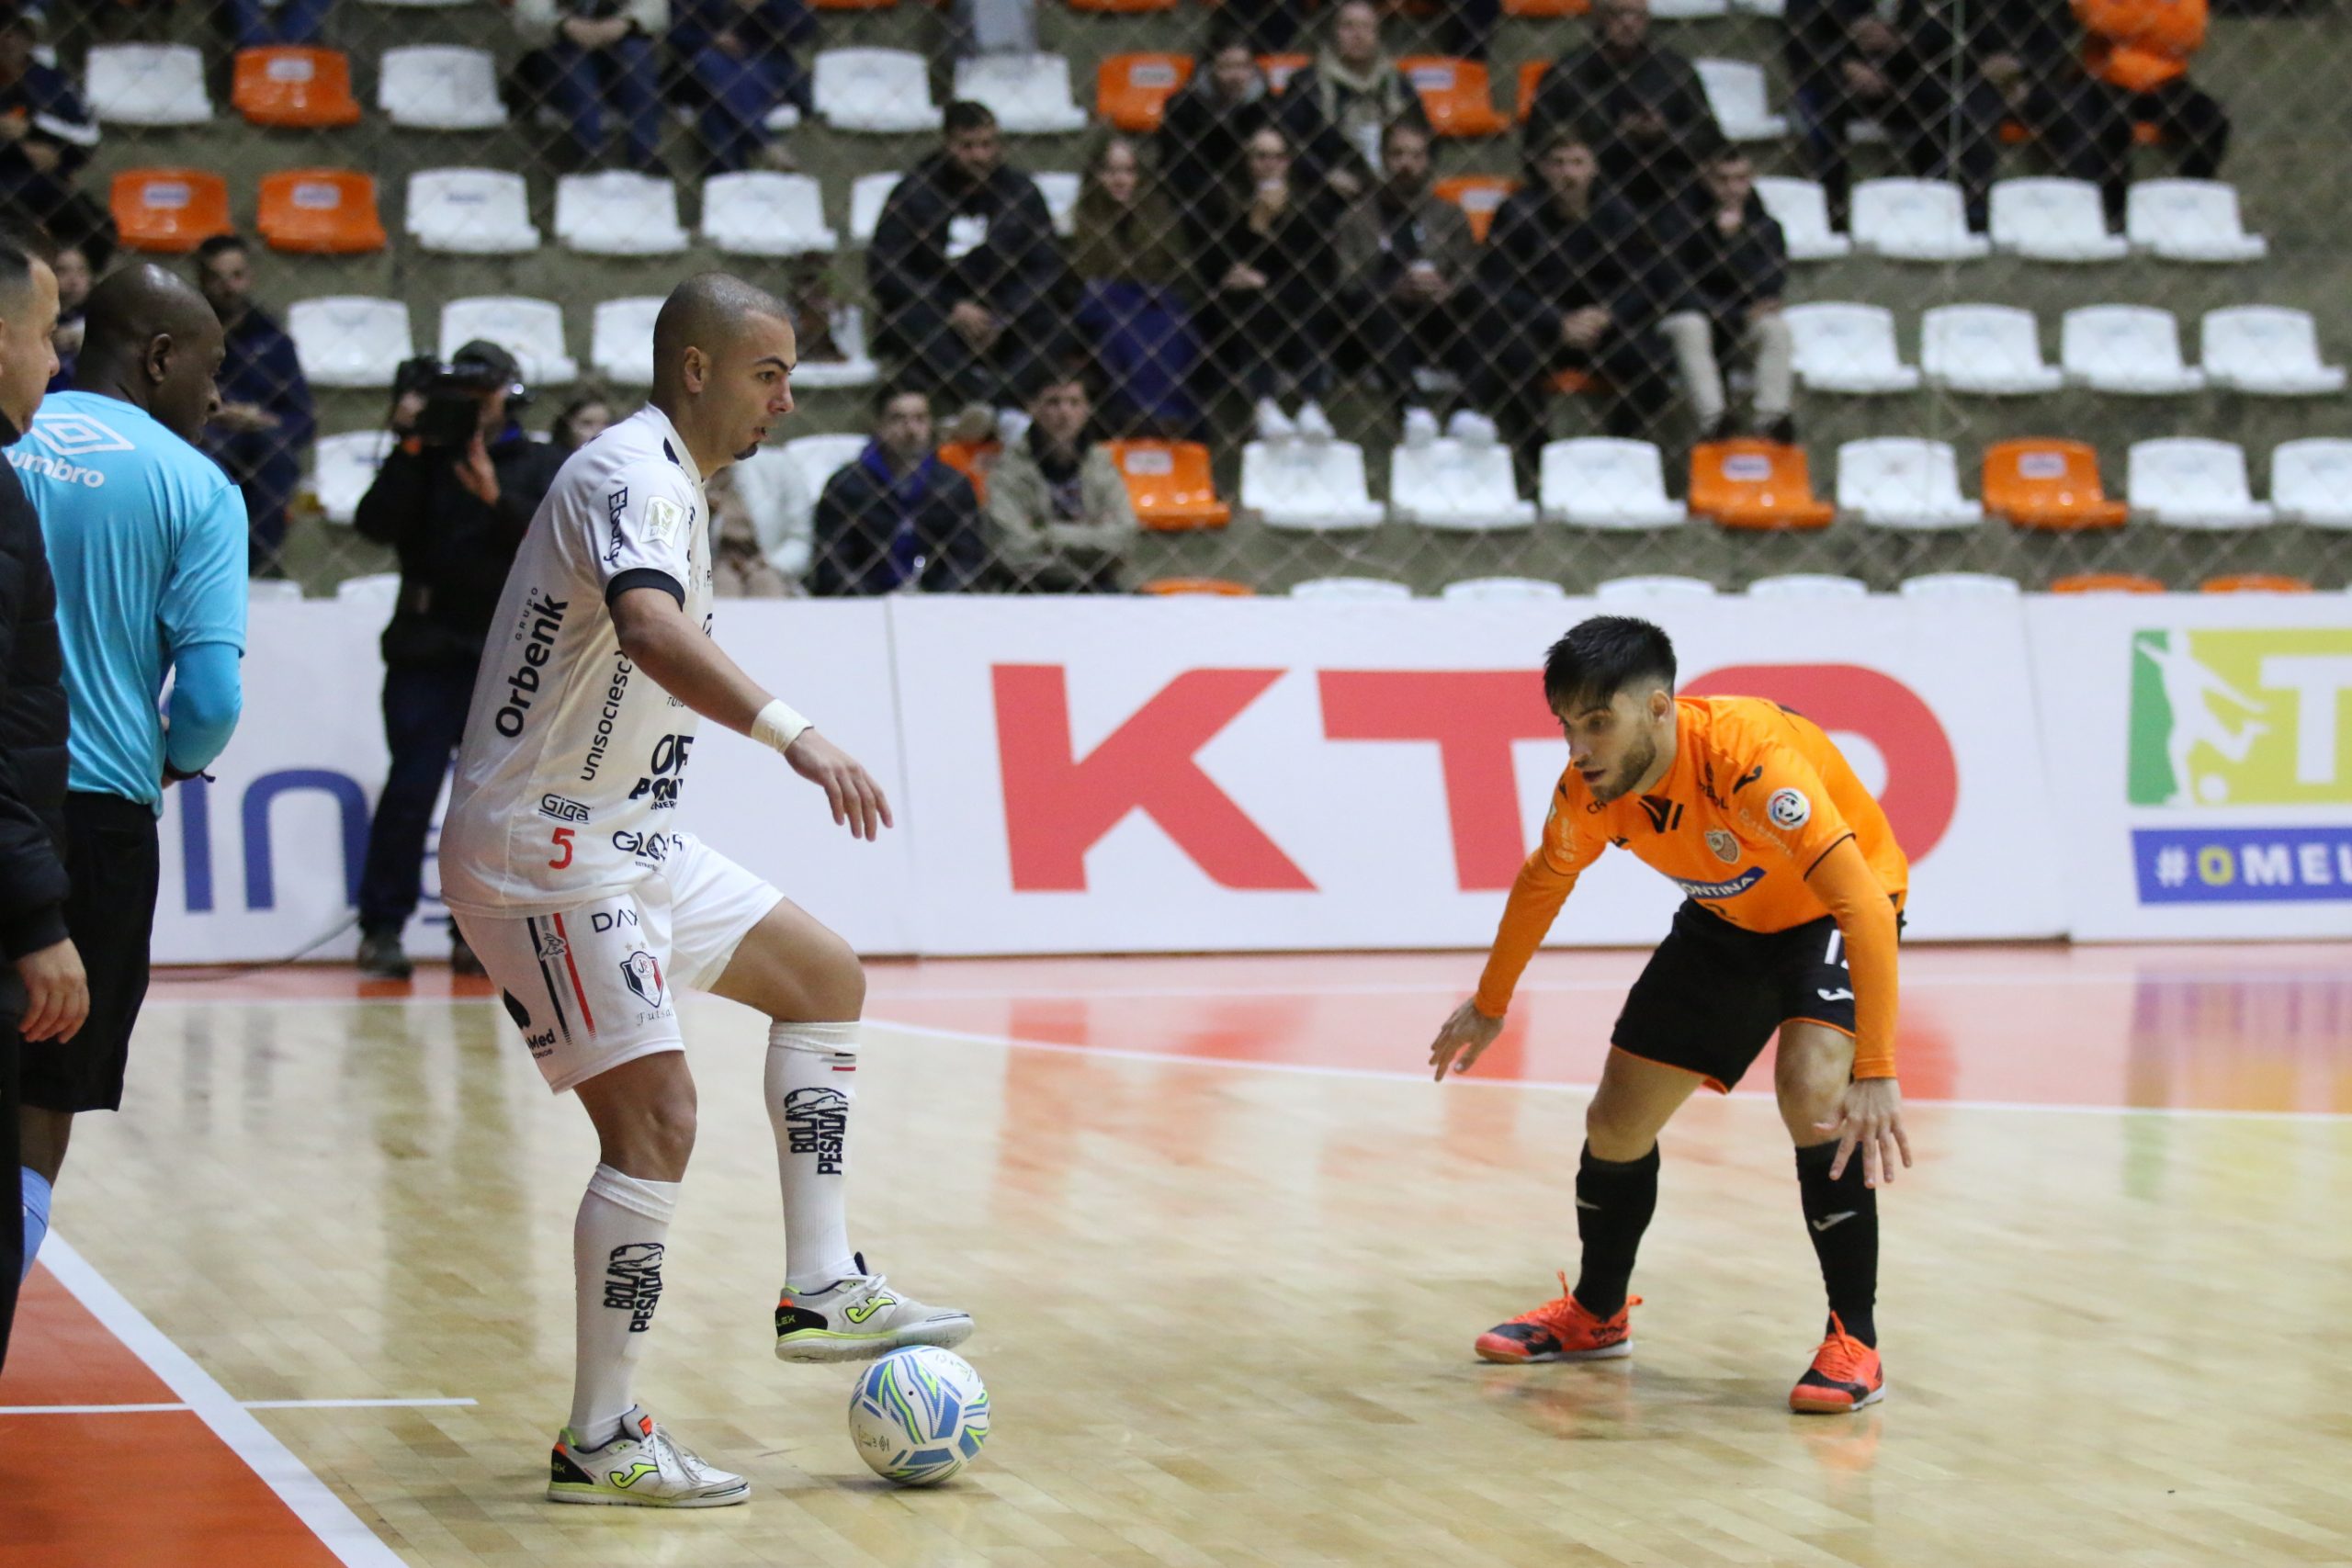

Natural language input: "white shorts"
[454,833,784,1093]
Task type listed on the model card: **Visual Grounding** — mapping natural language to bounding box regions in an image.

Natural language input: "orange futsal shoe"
[1789,1315,1884,1414]
[1474,1274,1638,1363]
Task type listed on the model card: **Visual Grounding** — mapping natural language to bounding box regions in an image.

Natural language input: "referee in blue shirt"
[9,263,245,1280]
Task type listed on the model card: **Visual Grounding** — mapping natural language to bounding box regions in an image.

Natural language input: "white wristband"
[751,698,812,755]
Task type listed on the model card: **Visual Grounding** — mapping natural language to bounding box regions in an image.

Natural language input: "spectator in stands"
[987,368,1137,592]
[1661,144,1794,442]
[352,344,564,980]
[2072,0,2228,222]
[1338,120,1480,432]
[1202,124,1342,443]
[44,238,85,395]
[1071,136,1199,436]
[1525,0,1720,213]
[1159,30,1274,243]
[229,0,329,47]
[194,235,313,578]
[1784,0,2004,230]
[808,383,990,596]
[514,0,667,173]
[1474,130,1683,468]
[868,101,1071,417]
[548,389,614,452]
[0,9,107,264]
[1275,0,1430,200]
[671,0,814,175]
[707,467,797,596]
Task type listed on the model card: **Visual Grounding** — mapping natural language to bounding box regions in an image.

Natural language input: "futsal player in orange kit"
[1427,616,1912,1413]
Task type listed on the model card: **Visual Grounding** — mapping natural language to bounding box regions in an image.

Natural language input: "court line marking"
[868,1017,2352,1123]
[40,1234,411,1568]
[0,1397,479,1416]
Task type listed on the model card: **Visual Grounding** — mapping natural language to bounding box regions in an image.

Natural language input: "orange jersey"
[1475,695,1911,1074]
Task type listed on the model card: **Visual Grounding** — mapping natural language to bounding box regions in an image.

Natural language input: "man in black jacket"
[868,101,1070,413]
[808,383,989,597]
[1784,0,2004,230]
[1660,145,1796,442]
[1158,30,1275,246]
[1524,0,1722,212]
[1473,131,1686,470]
[0,237,81,1369]
[1274,0,1430,200]
[351,344,563,980]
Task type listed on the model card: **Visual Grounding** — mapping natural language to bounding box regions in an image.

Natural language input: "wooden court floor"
[6,942,2352,1567]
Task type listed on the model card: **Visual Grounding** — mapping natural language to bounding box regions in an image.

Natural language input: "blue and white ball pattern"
[848,1347,990,1485]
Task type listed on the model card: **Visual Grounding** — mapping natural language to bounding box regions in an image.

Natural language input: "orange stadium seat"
[1688,439,1836,530]
[1983,438,2130,530]
[1258,54,1311,94]
[2052,572,2165,593]
[232,47,362,129]
[2200,573,2313,593]
[1397,57,1509,137]
[1097,53,1193,132]
[1141,577,1255,596]
[936,439,999,503]
[1433,175,1516,242]
[110,168,234,254]
[1109,440,1231,530]
[1516,59,1547,124]
[256,169,387,254]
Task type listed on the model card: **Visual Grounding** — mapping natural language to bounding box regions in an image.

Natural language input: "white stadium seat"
[379,46,506,130]
[849,172,901,245]
[1837,438,1984,530]
[2270,439,2352,528]
[1898,571,2021,598]
[1441,577,1566,601]
[1730,0,1784,13]
[1784,302,1920,394]
[1647,0,1729,17]
[86,44,211,125]
[1850,178,1988,261]
[1754,176,1849,262]
[953,53,1087,134]
[1288,577,1413,601]
[590,297,662,387]
[727,444,814,581]
[2199,307,2346,396]
[1035,171,1080,237]
[288,297,413,389]
[2127,178,2266,263]
[335,572,401,616]
[790,305,879,390]
[1694,58,1784,141]
[815,49,942,133]
[311,431,395,525]
[784,434,868,499]
[1387,439,1536,530]
[1593,575,1717,601]
[1241,441,1386,530]
[555,172,688,256]
[406,168,541,254]
[1988,178,2127,263]
[1920,304,2063,396]
[1747,573,1867,598]
[2062,305,2204,394]
[1539,438,1687,528]
[2127,438,2275,528]
[249,579,304,604]
[701,172,837,255]
[438,297,578,384]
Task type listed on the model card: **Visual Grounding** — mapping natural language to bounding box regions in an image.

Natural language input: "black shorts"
[1610,898,1899,1094]
[20,793,159,1114]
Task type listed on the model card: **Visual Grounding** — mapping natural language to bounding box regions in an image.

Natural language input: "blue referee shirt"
[8,391,249,811]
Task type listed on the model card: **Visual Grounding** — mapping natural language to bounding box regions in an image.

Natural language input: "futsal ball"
[848,1347,990,1486]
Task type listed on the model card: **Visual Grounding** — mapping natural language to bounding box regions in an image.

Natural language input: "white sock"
[569,1164,679,1449]
[765,1021,860,1292]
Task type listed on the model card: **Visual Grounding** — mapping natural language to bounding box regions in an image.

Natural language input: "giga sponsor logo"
[494,592,570,738]
[538,793,591,824]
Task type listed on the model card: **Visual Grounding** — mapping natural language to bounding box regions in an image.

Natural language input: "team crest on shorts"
[1705,828,1739,863]
[1767,788,1812,829]
[620,951,667,1011]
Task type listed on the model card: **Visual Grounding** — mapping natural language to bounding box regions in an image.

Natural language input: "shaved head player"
[1428,617,1911,1414]
[436,273,970,1508]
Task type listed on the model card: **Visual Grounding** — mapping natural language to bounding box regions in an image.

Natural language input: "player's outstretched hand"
[785,730,895,841]
[1816,1077,1912,1189]
[1429,999,1506,1082]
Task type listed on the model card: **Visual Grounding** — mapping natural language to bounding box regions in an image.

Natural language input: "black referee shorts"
[20,792,159,1114]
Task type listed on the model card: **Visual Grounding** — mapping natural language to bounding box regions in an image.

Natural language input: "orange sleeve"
[1472,790,1609,1019]
[1805,836,1901,1079]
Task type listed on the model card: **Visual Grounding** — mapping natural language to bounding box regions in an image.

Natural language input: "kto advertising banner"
[2030,594,2352,940]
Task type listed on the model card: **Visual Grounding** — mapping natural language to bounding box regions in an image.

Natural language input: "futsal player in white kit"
[438,273,971,1508]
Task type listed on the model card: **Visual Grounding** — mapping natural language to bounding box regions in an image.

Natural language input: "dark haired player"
[1427,616,1911,1413]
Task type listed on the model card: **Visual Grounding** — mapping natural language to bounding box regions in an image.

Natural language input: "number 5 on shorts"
[549,827,574,870]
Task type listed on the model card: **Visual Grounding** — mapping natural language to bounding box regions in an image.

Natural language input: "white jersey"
[440,405,715,917]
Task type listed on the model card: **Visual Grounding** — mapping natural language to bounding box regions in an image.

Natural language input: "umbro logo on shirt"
[31,412,135,457]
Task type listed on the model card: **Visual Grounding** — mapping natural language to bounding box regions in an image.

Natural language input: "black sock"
[1572,1143,1659,1319]
[1795,1141,1878,1348]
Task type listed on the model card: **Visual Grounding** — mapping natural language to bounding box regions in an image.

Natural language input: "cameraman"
[352,344,563,980]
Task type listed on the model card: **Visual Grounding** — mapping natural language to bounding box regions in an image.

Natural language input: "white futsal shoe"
[775,1253,975,1363]
[548,1407,749,1507]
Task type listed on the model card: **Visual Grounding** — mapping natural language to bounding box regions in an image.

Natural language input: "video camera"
[395,342,531,449]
